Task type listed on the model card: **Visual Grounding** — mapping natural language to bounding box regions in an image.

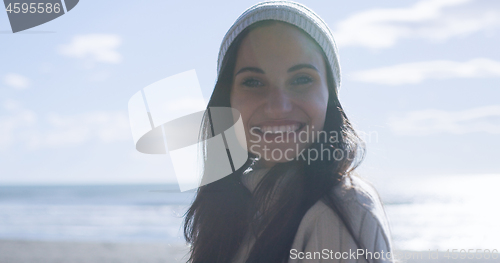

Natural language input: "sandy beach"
[1,240,497,263]
[0,240,191,263]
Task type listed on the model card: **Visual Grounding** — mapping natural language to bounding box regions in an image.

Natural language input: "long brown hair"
[184,20,366,263]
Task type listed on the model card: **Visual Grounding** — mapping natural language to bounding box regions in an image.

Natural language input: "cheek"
[230,91,247,119]
[304,87,329,129]
[230,92,252,150]
[316,96,329,124]
[230,91,253,131]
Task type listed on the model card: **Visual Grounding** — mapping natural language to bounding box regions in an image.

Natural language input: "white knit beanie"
[217,0,341,93]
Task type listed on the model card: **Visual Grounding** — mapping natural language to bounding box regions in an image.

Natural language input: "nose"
[264,87,292,118]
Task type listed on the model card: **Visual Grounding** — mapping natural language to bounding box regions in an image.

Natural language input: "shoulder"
[291,198,355,256]
[290,176,393,262]
[331,176,393,254]
[332,176,392,237]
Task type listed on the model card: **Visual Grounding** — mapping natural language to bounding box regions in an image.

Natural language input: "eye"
[291,75,313,85]
[242,77,263,88]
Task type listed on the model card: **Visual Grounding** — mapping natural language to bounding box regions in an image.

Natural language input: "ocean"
[374,174,500,251]
[0,184,192,245]
[1,174,499,252]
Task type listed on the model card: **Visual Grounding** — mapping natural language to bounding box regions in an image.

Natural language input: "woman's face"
[230,22,329,167]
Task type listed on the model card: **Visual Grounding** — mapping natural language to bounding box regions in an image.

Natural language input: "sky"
[0,0,499,186]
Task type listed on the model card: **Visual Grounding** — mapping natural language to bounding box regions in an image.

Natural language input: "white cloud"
[350,58,500,85]
[3,73,30,89]
[334,0,500,48]
[388,105,500,135]
[0,100,131,150]
[58,34,122,64]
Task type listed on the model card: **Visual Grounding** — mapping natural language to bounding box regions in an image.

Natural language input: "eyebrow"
[287,63,318,73]
[235,67,265,76]
[234,63,318,76]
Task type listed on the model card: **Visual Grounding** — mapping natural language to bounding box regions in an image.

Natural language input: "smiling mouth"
[251,122,306,134]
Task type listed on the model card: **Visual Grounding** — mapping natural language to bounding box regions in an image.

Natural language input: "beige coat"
[232,166,394,263]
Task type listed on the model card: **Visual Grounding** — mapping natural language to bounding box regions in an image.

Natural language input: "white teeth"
[256,124,301,134]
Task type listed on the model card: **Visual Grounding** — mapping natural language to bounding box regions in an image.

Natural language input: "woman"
[184,1,394,262]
